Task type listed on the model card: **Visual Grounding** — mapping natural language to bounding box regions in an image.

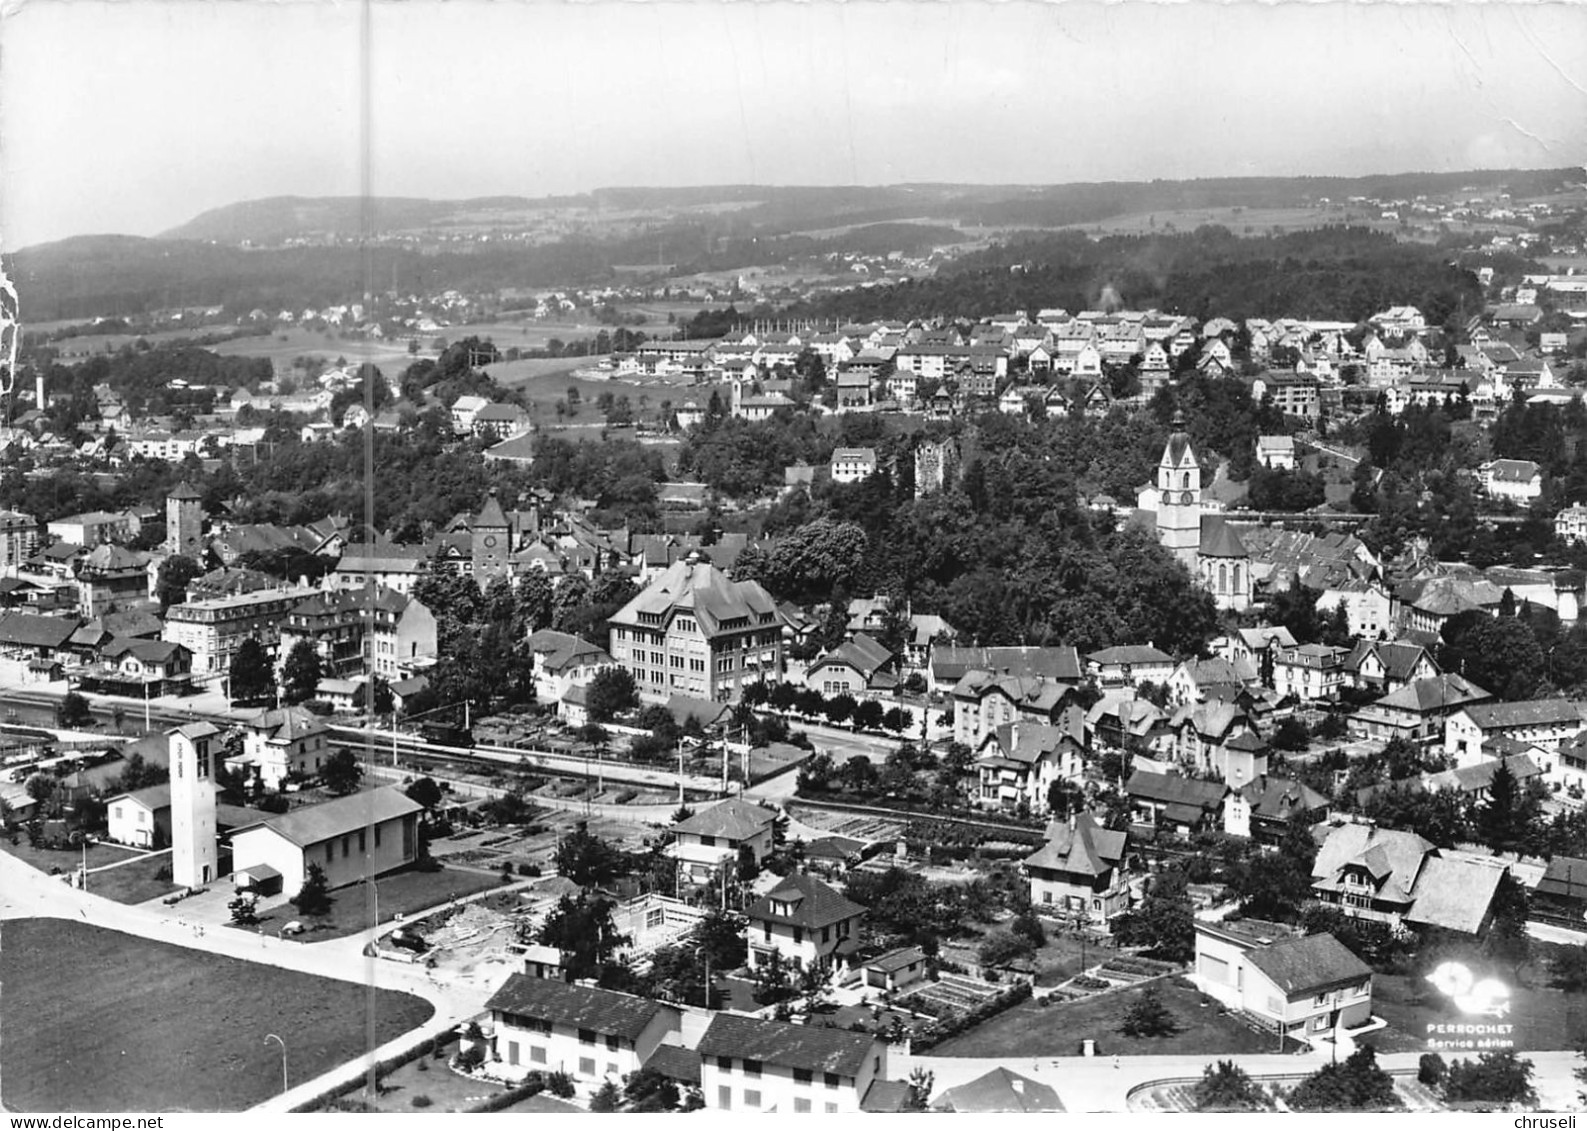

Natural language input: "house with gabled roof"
[1444,699,1587,766]
[1168,656,1257,706]
[1423,753,1543,802]
[1344,639,1440,694]
[1479,458,1543,503]
[1168,701,1266,785]
[484,974,680,1086]
[973,712,1086,813]
[697,1013,893,1113]
[1086,644,1174,689]
[1533,856,1587,926]
[228,786,422,894]
[805,633,896,697]
[1194,919,1372,1042]
[932,1067,1065,1114]
[930,644,1081,693]
[744,872,865,973]
[526,629,613,701]
[952,670,1078,749]
[1348,673,1492,748]
[1222,776,1329,842]
[1023,811,1130,923]
[1309,821,1507,934]
[1125,769,1227,835]
[668,796,779,886]
[231,705,332,790]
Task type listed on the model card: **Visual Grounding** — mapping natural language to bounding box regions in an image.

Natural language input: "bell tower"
[1156,411,1202,570]
[166,482,205,560]
[169,722,221,888]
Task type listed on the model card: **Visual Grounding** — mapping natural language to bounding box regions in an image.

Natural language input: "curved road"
[0,847,516,1113]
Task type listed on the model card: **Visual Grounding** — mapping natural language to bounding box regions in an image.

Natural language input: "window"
[717,1056,733,1073]
[358,830,366,853]
[605,1035,620,1051]
[825,1103,839,1114]
[374,824,381,848]
[579,1057,595,1077]
[821,926,830,944]
[579,1029,596,1045]
[531,1046,547,1065]
[742,1059,761,1078]
[607,1062,619,1076]
[793,1069,813,1085]
[743,1090,761,1109]
[342,834,351,858]
[793,927,803,945]
[794,1099,811,1113]
[718,1087,732,1110]
[700,835,716,848]
[824,1073,840,1089]
[326,843,334,864]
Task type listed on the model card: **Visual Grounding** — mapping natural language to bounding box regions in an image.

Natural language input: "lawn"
[0,837,140,875]
[931,976,1297,1058]
[1367,967,1587,1054]
[85,853,181,905]
[251,862,509,941]
[0,918,434,1112]
[362,1052,505,1113]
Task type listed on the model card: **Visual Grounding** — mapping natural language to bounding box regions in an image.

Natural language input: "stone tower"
[169,722,221,887]
[1156,412,1202,570]
[471,490,512,588]
[166,482,205,560]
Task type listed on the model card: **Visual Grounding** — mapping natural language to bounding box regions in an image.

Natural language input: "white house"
[450,395,491,434]
[1557,505,1587,545]
[1479,459,1543,503]
[484,975,680,1085]
[744,872,865,972]
[1086,645,1175,689]
[1193,920,1373,1042]
[230,706,332,790]
[668,797,778,886]
[830,448,878,484]
[697,1013,891,1113]
[526,629,613,701]
[1444,699,1587,766]
[228,786,422,895]
[106,783,171,848]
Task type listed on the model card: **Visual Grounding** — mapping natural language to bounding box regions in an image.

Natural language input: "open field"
[239,861,509,942]
[931,976,1295,1058]
[1061,206,1368,238]
[0,918,433,1112]
[0,837,140,874]
[207,327,421,370]
[1367,966,1587,1054]
[87,852,181,905]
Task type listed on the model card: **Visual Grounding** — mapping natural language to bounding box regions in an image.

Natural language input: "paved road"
[0,843,515,1113]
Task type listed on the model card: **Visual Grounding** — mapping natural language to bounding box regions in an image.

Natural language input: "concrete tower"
[471,490,511,589]
[166,482,205,560]
[1156,412,1202,570]
[169,722,221,887]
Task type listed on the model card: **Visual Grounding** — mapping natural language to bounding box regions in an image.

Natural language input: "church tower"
[471,490,512,589]
[166,482,205,560]
[1156,412,1202,570]
[169,722,221,887]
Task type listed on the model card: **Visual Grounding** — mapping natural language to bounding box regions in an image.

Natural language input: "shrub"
[546,1071,575,1099]
[409,1095,432,1109]
[1418,1052,1446,1087]
[455,1045,486,1072]
[516,862,541,877]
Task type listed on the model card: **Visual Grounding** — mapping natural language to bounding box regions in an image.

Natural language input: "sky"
[2,0,1585,249]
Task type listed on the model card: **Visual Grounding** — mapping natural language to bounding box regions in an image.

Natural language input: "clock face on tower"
[1180,491,1195,504]
[483,535,498,548]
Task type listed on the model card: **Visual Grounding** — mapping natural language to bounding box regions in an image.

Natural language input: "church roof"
[1163,429,1197,469]
[474,493,509,530]
[1199,516,1248,558]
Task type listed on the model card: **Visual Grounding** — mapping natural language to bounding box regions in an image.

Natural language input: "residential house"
[1272,643,1349,702]
[1479,459,1543,503]
[162,584,320,676]
[1023,811,1129,924]
[1444,699,1587,766]
[930,644,1082,695]
[76,638,194,698]
[932,1068,1065,1114]
[829,448,878,484]
[1169,702,1267,785]
[1343,640,1439,694]
[860,947,927,994]
[1194,921,1372,1041]
[1423,754,1543,802]
[46,511,132,547]
[1086,645,1174,690]
[805,634,896,696]
[973,714,1086,814]
[106,783,174,848]
[668,797,778,886]
[526,629,613,702]
[744,872,865,973]
[1309,821,1507,934]
[1168,657,1257,706]
[1125,769,1226,835]
[1223,776,1329,842]
[1255,435,1297,470]
[228,786,423,894]
[697,1013,892,1113]
[1556,505,1587,545]
[230,706,332,790]
[1349,674,1492,748]
[483,975,679,1085]
[472,403,528,441]
[1532,856,1587,926]
[952,670,1076,749]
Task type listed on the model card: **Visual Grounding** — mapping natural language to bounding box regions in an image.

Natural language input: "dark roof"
[672,796,777,841]
[932,644,1082,683]
[1126,769,1226,810]
[231,787,420,848]
[1537,856,1587,904]
[485,975,666,1041]
[1088,644,1174,666]
[933,1067,1065,1113]
[0,612,82,649]
[644,1043,701,1085]
[860,1079,916,1113]
[746,872,866,929]
[864,946,926,974]
[696,1014,877,1076]
[1024,812,1127,877]
[1244,932,1372,997]
[1199,516,1249,558]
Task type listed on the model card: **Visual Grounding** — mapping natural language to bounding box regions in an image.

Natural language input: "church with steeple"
[1145,414,1252,611]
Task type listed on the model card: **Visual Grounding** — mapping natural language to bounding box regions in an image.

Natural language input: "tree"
[404,776,443,813]
[291,863,332,916]
[282,640,323,706]
[229,894,260,927]
[57,692,92,729]
[623,1067,680,1112]
[155,554,202,612]
[977,930,1036,967]
[1287,1044,1402,1111]
[1119,986,1180,1037]
[370,675,395,715]
[584,667,639,723]
[1442,1050,1537,1109]
[536,894,629,980]
[230,637,275,706]
[553,823,625,887]
[589,1080,622,1112]
[1192,1060,1271,1112]
[321,747,364,795]
[1110,878,1194,962]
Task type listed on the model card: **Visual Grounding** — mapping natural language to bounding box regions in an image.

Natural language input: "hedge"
[291,1033,453,1112]
[910,980,1033,1053]
[465,1074,545,1113]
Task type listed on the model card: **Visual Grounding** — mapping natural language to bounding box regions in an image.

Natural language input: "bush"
[1418,1052,1446,1087]
[546,1071,575,1099]
[409,1095,432,1109]
[465,1073,545,1113]
[516,862,541,877]
[455,1045,486,1072]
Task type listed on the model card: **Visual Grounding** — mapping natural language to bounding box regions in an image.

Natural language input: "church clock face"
[1180,491,1195,504]
[483,535,498,548]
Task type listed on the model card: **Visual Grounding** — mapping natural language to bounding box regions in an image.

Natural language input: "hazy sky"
[2,0,1584,249]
